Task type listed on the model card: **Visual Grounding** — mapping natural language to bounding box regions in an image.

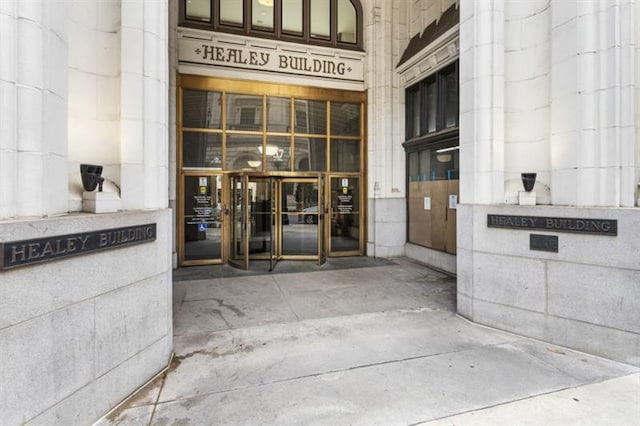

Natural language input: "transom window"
[180,78,364,174]
[405,62,459,141]
[180,0,362,50]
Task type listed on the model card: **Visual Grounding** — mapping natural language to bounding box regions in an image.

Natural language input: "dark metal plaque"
[487,214,617,236]
[1,223,156,271]
[530,234,559,253]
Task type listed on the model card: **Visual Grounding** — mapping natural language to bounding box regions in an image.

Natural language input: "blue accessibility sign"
[198,223,207,232]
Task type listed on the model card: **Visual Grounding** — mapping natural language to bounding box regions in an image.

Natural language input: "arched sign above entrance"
[178,30,365,83]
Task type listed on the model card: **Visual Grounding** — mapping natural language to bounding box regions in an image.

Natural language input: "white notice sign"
[424,197,431,210]
[449,194,458,210]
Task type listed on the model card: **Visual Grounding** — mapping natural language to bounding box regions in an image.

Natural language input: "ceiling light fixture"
[258,0,274,7]
[258,145,279,156]
[436,146,459,153]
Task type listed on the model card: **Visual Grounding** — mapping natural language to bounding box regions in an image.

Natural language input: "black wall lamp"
[80,164,104,192]
[521,173,536,192]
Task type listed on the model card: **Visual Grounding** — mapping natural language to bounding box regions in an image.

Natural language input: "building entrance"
[228,174,326,271]
[177,75,366,268]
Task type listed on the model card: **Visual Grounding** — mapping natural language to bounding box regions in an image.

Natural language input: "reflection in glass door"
[280,179,320,258]
[182,175,224,264]
[248,178,274,258]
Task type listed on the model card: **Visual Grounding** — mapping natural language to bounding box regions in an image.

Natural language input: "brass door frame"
[177,75,368,266]
[278,176,322,261]
[327,173,364,257]
[178,171,227,267]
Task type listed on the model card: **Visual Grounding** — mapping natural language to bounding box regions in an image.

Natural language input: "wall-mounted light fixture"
[80,164,104,192]
[521,173,537,192]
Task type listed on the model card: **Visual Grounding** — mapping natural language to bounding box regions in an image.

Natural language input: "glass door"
[247,177,274,260]
[280,178,320,259]
[181,174,224,266]
[329,176,361,256]
[229,174,248,270]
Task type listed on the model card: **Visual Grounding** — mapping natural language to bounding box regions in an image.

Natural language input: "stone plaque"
[1,223,156,271]
[530,234,559,253]
[487,214,617,236]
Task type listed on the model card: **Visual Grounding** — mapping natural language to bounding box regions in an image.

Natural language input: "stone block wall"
[0,210,173,425]
[457,204,640,366]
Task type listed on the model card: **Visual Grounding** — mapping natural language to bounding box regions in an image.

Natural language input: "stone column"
[120,0,169,210]
[459,0,505,205]
[503,0,551,202]
[550,0,636,207]
[365,0,406,257]
[0,0,68,219]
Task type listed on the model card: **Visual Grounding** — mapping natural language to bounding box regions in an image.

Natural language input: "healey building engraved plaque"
[0,223,156,271]
[487,214,617,236]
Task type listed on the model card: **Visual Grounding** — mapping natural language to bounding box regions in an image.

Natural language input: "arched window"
[180,0,363,50]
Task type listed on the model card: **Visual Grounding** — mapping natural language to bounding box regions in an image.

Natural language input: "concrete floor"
[101,258,640,425]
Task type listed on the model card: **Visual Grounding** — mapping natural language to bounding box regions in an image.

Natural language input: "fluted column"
[0,0,68,219]
[503,1,551,199]
[459,0,505,204]
[550,0,636,207]
[120,0,169,210]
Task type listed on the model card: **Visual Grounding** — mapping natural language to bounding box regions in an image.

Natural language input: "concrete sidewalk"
[100,258,639,425]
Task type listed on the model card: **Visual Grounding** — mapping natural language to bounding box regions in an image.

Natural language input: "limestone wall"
[457,0,640,365]
[457,204,640,366]
[0,210,173,424]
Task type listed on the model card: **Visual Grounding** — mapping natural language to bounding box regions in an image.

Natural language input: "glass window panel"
[267,97,291,132]
[412,88,421,137]
[264,136,291,171]
[282,0,303,35]
[248,179,272,256]
[294,137,326,171]
[282,220,318,255]
[226,134,263,171]
[431,146,459,180]
[408,151,419,182]
[227,93,262,131]
[182,132,222,169]
[334,176,359,212]
[310,0,330,40]
[185,0,211,22]
[330,102,360,136]
[330,177,359,252]
[337,0,356,43]
[293,181,319,211]
[220,0,243,26]
[444,68,458,128]
[331,212,359,251]
[183,89,222,129]
[330,139,359,172]
[252,0,274,31]
[183,175,223,261]
[419,149,431,180]
[427,80,437,133]
[409,148,461,182]
[295,99,326,134]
